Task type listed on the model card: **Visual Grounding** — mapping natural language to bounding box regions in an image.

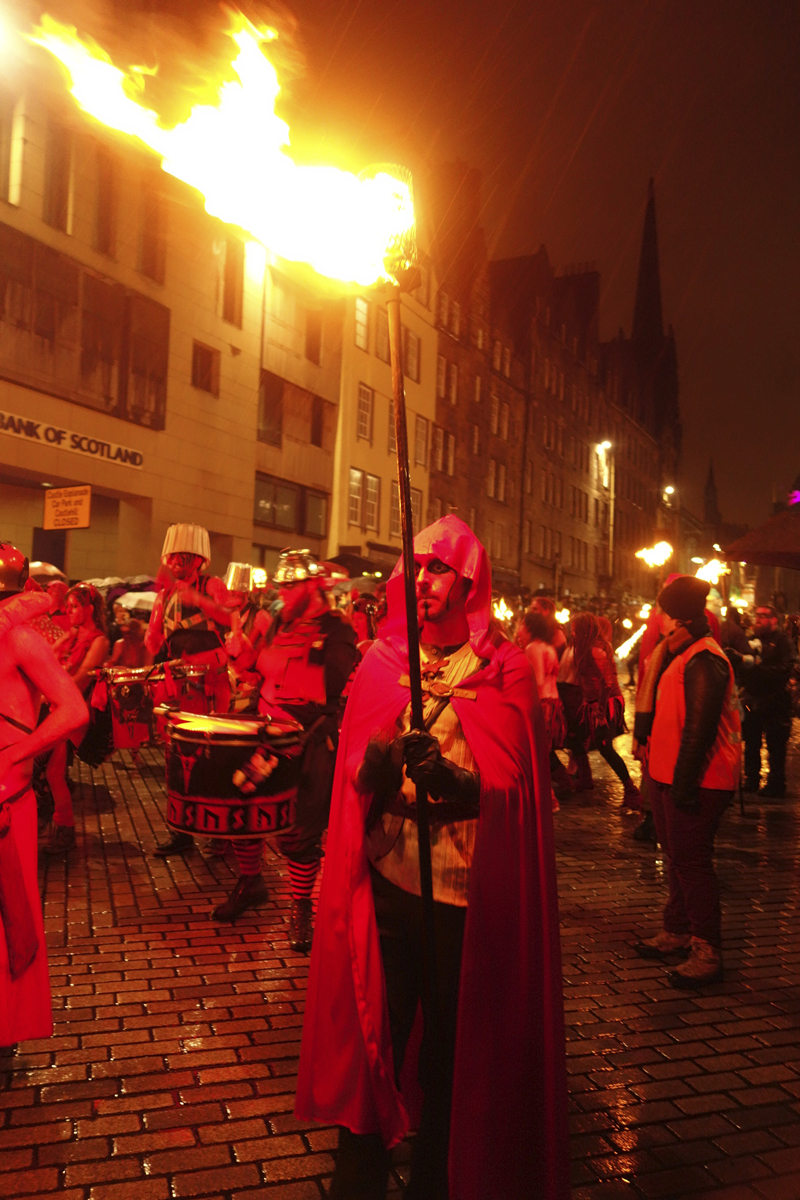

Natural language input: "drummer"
[146,523,235,858]
[220,549,358,945]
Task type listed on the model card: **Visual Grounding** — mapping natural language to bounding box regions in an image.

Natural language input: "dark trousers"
[330,868,467,1200]
[650,780,732,947]
[276,734,336,864]
[742,703,791,790]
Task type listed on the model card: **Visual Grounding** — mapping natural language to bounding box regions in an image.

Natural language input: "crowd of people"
[0,515,796,1199]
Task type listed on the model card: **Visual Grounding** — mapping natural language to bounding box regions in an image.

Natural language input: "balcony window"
[191,342,219,396]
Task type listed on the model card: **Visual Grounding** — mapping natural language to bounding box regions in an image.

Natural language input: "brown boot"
[43,824,77,855]
[211,874,269,922]
[667,937,723,988]
[634,930,691,961]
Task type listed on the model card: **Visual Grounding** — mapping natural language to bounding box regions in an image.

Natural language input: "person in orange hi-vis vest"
[631,574,741,988]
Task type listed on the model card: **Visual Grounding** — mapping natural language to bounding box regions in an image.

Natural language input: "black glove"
[359,738,404,833]
[397,729,481,815]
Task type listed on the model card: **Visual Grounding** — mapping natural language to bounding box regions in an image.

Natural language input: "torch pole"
[385,282,438,1032]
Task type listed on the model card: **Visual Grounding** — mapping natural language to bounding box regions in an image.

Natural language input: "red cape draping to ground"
[295,515,569,1200]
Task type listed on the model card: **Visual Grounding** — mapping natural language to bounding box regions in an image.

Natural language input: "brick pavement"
[1,718,800,1200]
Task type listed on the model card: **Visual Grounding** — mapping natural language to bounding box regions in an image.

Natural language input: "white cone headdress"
[161,524,211,567]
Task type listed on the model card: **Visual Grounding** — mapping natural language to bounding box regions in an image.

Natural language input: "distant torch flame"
[635,541,673,568]
[616,623,645,661]
[555,608,570,625]
[695,558,730,586]
[493,598,514,623]
[29,14,416,286]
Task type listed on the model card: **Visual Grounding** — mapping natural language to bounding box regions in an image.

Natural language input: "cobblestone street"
[2,717,800,1200]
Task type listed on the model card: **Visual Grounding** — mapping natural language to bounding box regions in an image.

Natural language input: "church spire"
[704,460,722,528]
[632,179,664,373]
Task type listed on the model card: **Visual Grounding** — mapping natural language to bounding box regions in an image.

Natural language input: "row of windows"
[254,473,328,538]
[570,487,589,523]
[348,469,422,538]
[542,415,600,480]
[353,298,421,382]
[436,291,512,374]
[355,384,429,466]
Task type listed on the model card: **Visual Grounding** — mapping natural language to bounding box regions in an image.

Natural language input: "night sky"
[40,0,800,527]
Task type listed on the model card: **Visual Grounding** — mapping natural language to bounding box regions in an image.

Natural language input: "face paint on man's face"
[414,556,465,624]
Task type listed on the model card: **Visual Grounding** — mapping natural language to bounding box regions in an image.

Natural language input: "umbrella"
[116,591,157,612]
[28,561,66,583]
[724,506,800,571]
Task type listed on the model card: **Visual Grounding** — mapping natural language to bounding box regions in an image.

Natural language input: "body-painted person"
[0,543,88,1048]
[223,550,358,944]
[296,515,569,1200]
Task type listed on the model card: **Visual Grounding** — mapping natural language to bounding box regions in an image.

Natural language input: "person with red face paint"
[296,515,568,1200]
[44,585,110,854]
[0,543,88,1046]
[147,524,236,858]
[221,549,358,940]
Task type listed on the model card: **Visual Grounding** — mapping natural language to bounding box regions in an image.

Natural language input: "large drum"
[163,711,303,840]
[91,665,158,753]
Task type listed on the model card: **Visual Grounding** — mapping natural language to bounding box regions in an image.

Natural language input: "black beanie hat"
[657,575,710,623]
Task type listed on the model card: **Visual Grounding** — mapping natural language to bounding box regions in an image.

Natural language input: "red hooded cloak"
[295,516,569,1200]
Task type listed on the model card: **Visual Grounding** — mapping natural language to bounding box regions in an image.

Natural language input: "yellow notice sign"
[43,485,92,530]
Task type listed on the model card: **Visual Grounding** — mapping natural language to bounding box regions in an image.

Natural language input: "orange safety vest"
[649,636,741,791]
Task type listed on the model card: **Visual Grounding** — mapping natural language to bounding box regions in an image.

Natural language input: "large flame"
[635,541,673,569]
[28,14,416,286]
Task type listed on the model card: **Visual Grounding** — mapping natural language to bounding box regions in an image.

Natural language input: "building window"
[0,89,13,202]
[500,401,509,440]
[468,506,476,528]
[557,424,564,456]
[497,462,506,503]
[472,424,480,455]
[43,118,73,233]
[524,459,533,494]
[306,490,328,537]
[523,519,531,554]
[490,392,499,436]
[258,369,283,446]
[447,362,458,405]
[355,297,369,350]
[311,393,324,447]
[254,474,299,530]
[357,383,374,442]
[191,342,219,396]
[487,458,496,499]
[474,375,482,404]
[450,300,461,338]
[436,355,447,398]
[365,474,380,531]
[437,291,449,327]
[502,346,511,377]
[94,143,117,257]
[223,235,244,327]
[434,426,445,472]
[348,469,363,526]
[492,340,502,371]
[446,432,455,476]
[139,178,167,284]
[390,482,423,537]
[403,326,420,382]
[555,476,563,509]
[305,308,322,364]
[415,414,429,466]
[376,308,390,362]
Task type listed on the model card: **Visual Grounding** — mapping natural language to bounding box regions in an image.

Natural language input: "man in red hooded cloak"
[295,515,569,1200]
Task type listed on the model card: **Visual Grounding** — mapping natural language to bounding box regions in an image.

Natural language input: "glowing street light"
[635,541,673,569]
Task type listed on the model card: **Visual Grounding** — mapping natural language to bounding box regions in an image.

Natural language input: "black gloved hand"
[671,785,700,815]
[397,729,480,813]
[357,736,403,798]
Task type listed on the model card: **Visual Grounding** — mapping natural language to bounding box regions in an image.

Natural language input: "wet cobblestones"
[1,711,799,1199]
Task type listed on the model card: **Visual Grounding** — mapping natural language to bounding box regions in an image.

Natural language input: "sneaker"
[633,930,691,961]
[667,937,723,988]
[43,824,77,855]
[153,831,195,857]
[211,874,269,922]
[290,898,314,953]
[622,781,643,811]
